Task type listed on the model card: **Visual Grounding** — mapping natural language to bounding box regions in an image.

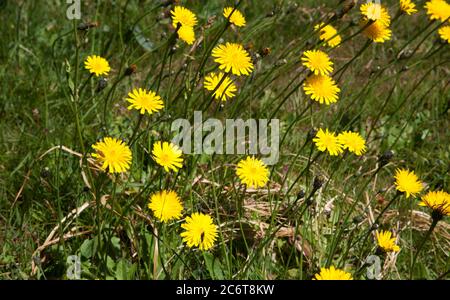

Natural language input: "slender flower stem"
[373,192,401,228]
[325,166,384,266]
[356,192,402,259]
[410,217,439,279]
[335,40,372,82]
[129,114,144,146]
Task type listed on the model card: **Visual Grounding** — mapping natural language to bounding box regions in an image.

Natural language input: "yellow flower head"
[126,88,164,115]
[301,50,334,76]
[313,266,353,280]
[178,25,195,45]
[338,131,367,156]
[360,2,391,25]
[438,25,450,43]
[376,230,401,253]
[148,190,183,223]
[394,168,423,198]
[180,212,218,251]
[84,55,111,77]
[171,6,197,28]
[152,141,183,173]
[92,137,132,173]
[204,72,237,101]
[424,0,450,22]
[303,74,340,105]
[419,190,450,217]
[212,43,254,76]
[236,156,270,188]
[315,23,342,48]
[223,7,246,27]
[362,20,392,43]
[400,0,418,15]
[313,128,344,156]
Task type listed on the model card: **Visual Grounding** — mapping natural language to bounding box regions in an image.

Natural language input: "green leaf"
[106,256,115,273]
[111,236,121,252]
[80,239,96,259]
[203,252,224,280]
[115,259,127,280]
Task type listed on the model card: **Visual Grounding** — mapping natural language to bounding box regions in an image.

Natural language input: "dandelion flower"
[313,266,353,280]
[394,168,423,198]
[303,74,340,105]
[92,137,132,173]
[171,6,197,28]
[338,131,367,156]
[236,156,270,188]
[212,43,254,76]
[84,55,111,77]
[438,25,450,43]
[376,230,401,253]
[313,128,344,156]
[315,23,341,48]
[360,2,391,25]
[301,50,334,76]
[180,212,218,251]
[204,72,237,101]
[362,20,392,43]
[152,141,183,172]
[424,0,450,22]
[148,190,183,223]
[178,25,195,45]
[126,88,164,115]
[419,190,450,217]
[400,0,418,15]
[223,7,246,27]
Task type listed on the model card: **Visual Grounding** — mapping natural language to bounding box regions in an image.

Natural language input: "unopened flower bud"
[124,64,137,76]
[313,176,324,191]
[378,150,394,167]
[96,77,108,92]
[307,128,318,141]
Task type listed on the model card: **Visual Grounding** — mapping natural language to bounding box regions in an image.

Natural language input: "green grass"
[1,0,449,280]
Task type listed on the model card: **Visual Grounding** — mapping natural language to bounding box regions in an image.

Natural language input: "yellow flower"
[152,141,183,172]
[313,128,344,156]
[126,88,164,115]
[236,156,270,188]
[148,190,183,223]
[394,168,423,198]
[313,266,353,280]
[438,25,450,43]
[362,20,392,43]
[301,50,334,76]
[424,0,450,22]
[180,212,218,251]
[337,131,367,156]
[171,6,197,28]
[92,137,132,173]
[376,230,401,253]
[203,72,237,101]
[360,2,391,26]
[419,190,450,217]
[400,0,418,15]
[84,55,111,77]
[212,42,254,76]
[315,23,341,48]
[178,25,195,45]
[223,7,246,27]
[303,74,340,105]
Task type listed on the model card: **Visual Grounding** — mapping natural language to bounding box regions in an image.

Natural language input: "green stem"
[410,217,439,279]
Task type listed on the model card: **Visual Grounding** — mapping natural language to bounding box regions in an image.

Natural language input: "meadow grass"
[0,0,449,280]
